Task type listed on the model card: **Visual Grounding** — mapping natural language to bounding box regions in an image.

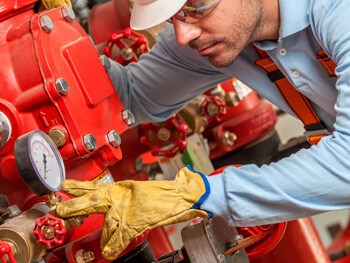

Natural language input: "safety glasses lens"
[167,0,221,24]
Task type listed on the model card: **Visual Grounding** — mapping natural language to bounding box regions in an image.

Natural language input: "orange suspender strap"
[253,45,330,144]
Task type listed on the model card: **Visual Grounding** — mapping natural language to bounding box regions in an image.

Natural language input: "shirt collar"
[254,0,310,50]
[278,0,310,39]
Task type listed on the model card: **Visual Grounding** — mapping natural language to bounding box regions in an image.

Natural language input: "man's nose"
[173,19,201,46]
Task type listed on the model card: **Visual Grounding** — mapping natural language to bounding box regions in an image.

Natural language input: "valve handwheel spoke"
[0,241,16,263]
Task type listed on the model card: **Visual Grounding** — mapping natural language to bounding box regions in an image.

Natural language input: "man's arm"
[107,25,232,126]
[202,0,350,227]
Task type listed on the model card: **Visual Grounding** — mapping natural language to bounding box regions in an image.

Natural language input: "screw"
[61,6,75,23]
[205,219,212,229]
[42,225,55,240]
[99,55,111,71]
[122,110,135,126]
[39,16,54,33]
[218,254,225,262]
[83,134,97,151]
[7,205,21,217]
[107,130,121,148]
[55,78,69,96]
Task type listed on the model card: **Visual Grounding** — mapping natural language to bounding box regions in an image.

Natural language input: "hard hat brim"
[130,0,187,30]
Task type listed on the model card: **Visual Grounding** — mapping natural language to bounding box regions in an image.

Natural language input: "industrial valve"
[200,95,227,122]
[33,214,67,249]
[140,114,188,157]
[103,27,150,64]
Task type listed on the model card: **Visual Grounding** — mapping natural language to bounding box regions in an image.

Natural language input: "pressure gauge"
[14,130,66,196]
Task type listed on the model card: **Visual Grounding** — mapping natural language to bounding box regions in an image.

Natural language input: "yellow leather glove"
[38,0,72,12]
[56,166,210,260]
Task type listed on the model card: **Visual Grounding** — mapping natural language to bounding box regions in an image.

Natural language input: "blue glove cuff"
[186,165,212,217]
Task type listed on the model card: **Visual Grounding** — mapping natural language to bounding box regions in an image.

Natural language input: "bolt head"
[83,134,97,151]
[61,6,75,23]
[99,55,111,71]
[39,16,54,33]
[122,110,135,126]
[55,78,69,96]
[107,130,121,148]
[7,205,21,217]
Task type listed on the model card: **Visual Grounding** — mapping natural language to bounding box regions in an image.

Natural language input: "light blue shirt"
[109,0,350,226]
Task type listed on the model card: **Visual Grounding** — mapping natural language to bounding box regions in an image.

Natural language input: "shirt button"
[292,71,300,78]
[280,49,287,56]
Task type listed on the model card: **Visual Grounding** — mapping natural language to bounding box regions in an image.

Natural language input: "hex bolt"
[39,16,54,33]
[7,205,21,217]
[107,130,121,148]
[121,109,135,126]
[99,55,111,71]
[61,6,76,23]
[55,78,69,96]
[221,131,237,147]
[83,251,95,263]
[83,134,97,152]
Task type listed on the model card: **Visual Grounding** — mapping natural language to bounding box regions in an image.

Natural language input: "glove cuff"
[185,165,211,216]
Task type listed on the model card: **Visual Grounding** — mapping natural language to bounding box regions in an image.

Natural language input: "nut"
[39,16,54,33]
[107,130,121,148]
[55,78,69,96]
[83,134,97,151]
[121,109,135,126]
[61,6,75,23]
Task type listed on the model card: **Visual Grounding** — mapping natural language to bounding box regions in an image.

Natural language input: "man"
[57,0,350,260]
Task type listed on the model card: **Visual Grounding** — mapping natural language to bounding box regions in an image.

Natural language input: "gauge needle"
[43,153,47,179]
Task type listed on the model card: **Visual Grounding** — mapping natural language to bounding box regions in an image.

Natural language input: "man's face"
[172,0,263,68]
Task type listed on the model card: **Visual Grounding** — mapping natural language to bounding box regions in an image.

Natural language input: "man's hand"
[56,166,210,260]
[38,0,72,12]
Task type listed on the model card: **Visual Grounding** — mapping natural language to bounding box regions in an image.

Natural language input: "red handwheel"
[104,27,150,64]
[140,114,188,158]
[33,214,67,249]
[200,95,227,122]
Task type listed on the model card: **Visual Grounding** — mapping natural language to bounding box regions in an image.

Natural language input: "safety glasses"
[167,0,222,24]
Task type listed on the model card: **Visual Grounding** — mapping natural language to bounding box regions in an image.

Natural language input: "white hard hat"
[130,0,187,30]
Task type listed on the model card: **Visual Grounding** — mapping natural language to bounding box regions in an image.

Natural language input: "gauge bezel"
[14,130,66,196]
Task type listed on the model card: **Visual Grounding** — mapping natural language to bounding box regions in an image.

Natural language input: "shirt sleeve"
[201,0,350,227]
[107,25,231,126]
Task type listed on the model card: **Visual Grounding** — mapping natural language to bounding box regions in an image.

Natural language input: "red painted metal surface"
[89,0,131,44]
[328,216,350,263]
[0,5,154,261]
[251,218,331,263]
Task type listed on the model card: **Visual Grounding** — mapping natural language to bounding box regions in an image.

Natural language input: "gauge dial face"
[29,132,63,190]
[15,130,66,196]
